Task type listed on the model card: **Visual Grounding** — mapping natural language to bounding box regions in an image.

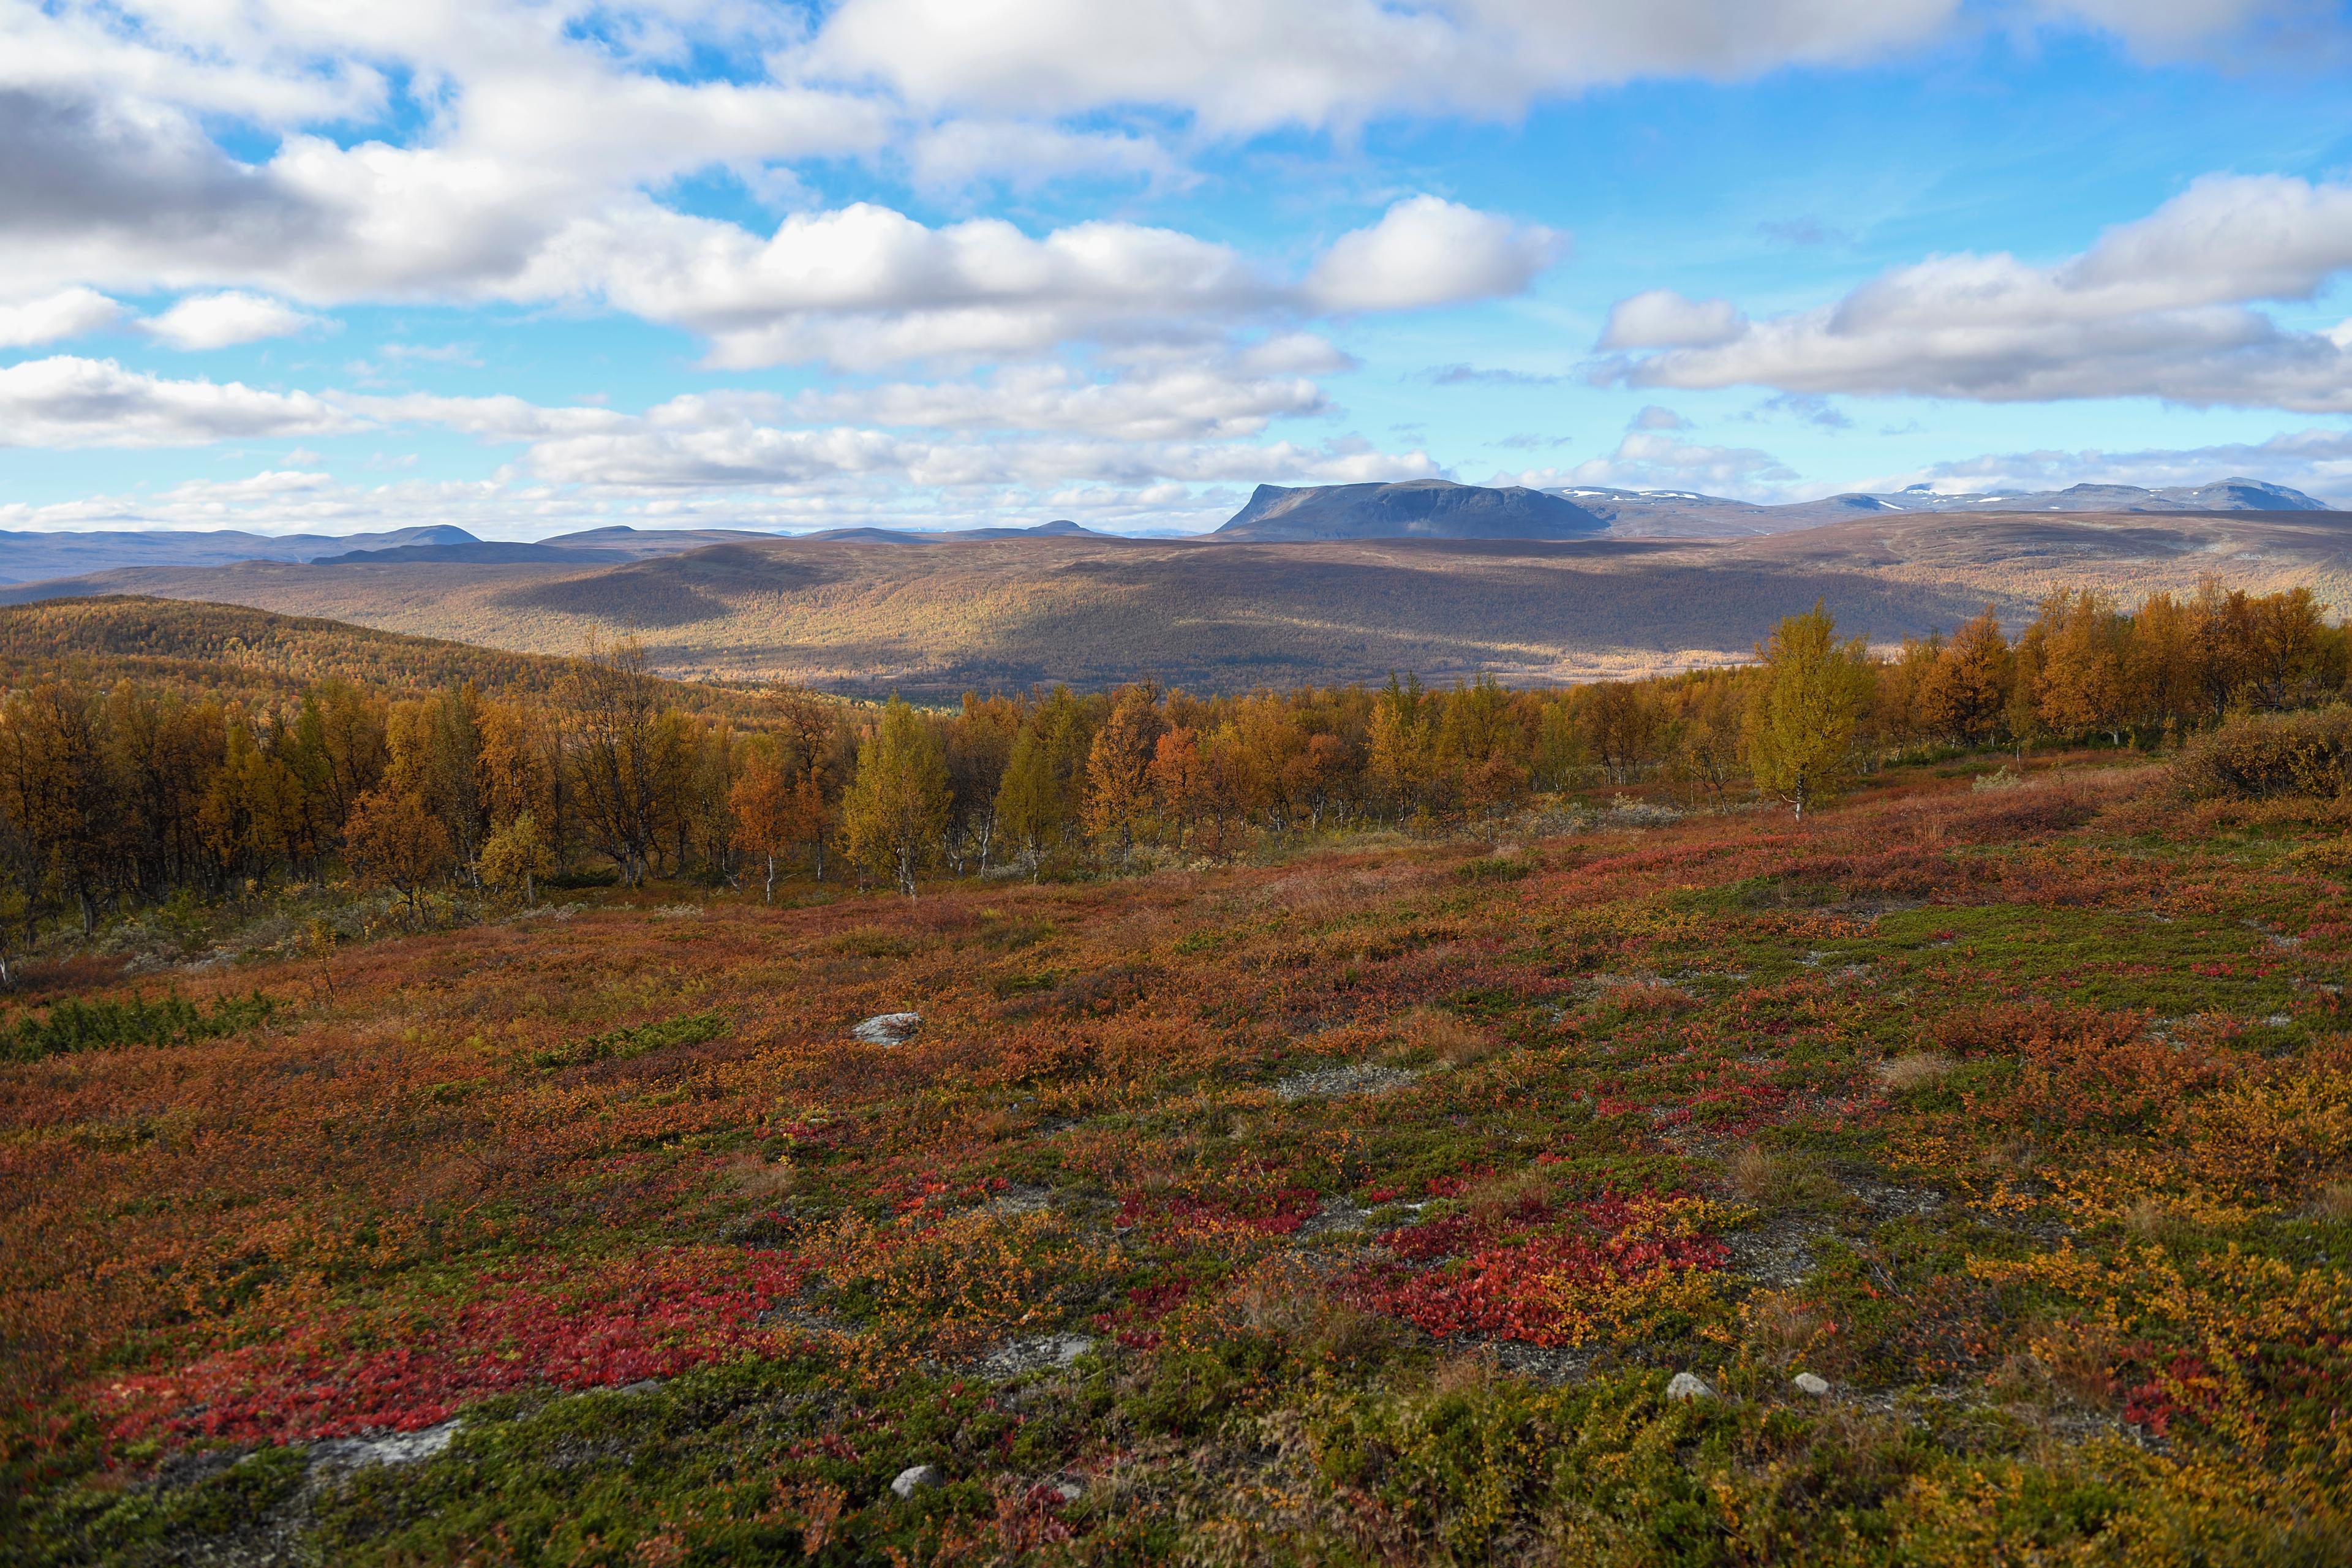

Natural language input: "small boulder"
[891,1463,941,1499]
[1793,1371,1831,1397]
[854,1012,922,1046]
[1665,1371,1714,1402]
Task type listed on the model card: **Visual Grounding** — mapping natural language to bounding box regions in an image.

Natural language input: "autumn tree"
[1084,687,1163,859]
[1367,673,1433,820]
[840,698,952,897]
[569,636,662,885]
[1747,601,1872,821]
[729,749,795,903]
[345,786,453,918]
[1917,607,2013,746]
[1150,726,1208,850]
[477,812,553,906]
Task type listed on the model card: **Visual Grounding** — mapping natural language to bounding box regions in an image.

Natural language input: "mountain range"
[1,478,2328,585]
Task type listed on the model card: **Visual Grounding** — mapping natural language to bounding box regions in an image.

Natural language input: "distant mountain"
[317,540,627,565]
[1216,480,1604,541]
[1549,477,2332,538]
[0,524,480,584]
[0,522,799,586]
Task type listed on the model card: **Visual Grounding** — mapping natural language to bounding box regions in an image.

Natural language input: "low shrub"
[533,1009,729,1069]
[1,991,277,1062]
[2173,706,2352,801]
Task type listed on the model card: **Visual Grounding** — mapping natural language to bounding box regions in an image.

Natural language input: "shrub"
[533,1010,729,1069]
[1,991,277,1062]
[2173,706,2352,801]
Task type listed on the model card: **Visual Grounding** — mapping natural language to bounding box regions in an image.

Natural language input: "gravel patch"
[1275,1063,1418,1101]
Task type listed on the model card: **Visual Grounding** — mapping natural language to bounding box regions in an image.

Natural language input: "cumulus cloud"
[145,292,321,350]
[812,0,2325,134]
[1598,174,2352,412]
[1599,290,1744,350]
[1306,197,1562,313]
[1499,431,1796,497]
[791,356,1331,441]
[0,356,355,447]
[524,426,1438,491]
[503,195,1553,369]
[905,120,1191,193]
[0,286,123,347]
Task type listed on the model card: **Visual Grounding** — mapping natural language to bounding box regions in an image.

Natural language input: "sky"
[2,0,2351,540]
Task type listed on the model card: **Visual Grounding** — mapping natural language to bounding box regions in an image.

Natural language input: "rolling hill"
[10,506,2352,696]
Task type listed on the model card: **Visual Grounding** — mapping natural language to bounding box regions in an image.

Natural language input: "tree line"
[0,581,2339,953]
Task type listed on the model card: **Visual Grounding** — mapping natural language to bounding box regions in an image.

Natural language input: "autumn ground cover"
[5,753,2351,1565]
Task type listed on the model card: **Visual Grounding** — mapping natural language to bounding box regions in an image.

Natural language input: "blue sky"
[2,0,2350,538]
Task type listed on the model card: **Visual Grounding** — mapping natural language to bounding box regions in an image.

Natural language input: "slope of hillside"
[11,510,2351,695]
[0,596,788,718]
[9,753,2350,1560]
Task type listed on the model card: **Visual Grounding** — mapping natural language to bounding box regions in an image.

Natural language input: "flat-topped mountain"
[1215,480,1605,541]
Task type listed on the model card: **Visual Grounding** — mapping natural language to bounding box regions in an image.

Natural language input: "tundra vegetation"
[0,581,2348,1564]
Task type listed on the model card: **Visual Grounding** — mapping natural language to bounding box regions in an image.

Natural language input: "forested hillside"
[0,581,2339,964]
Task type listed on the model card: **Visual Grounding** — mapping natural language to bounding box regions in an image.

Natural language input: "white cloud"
[0,286,122,347]
[526,200,1278,370]
[0,356,355,447]
[1599,290,1743,350]
[811,0,1965,133]
[812,0,2326,133]
[800,371,1324,442]
[1306,195,1562,313]
[1499,430,1796,497]
[502,195,1548,369]
[1599,174,2352,412]
[145,291,321,349]
[905,120,1190,192]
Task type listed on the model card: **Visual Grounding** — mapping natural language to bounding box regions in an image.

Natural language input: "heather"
[4,744,2351,1563]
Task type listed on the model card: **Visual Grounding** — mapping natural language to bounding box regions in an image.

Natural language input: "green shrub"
[533,1009,729,1069]
[1,991,277,1062]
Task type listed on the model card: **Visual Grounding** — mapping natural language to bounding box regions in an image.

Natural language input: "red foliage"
[1341,1191,1727,1348]
[99,1248,806,1442]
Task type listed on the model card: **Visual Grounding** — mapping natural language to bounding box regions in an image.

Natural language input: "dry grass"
[1876,1052,1953,1093]
[1397,1006,1502,1066]
[1725,1146,1841,1211]
[2310,1182,2352,1223]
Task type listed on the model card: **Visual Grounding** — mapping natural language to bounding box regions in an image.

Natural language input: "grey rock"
[1793,1371,1831,1396]
[980,1333,1095,1378]
[891,1463,941,1499]
[1665,1372,1714,1402]
[853,1012,922,1045]
[308,1418,461,1471]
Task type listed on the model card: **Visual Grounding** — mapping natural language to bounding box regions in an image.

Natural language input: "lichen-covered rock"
[1793,1371,1831,1396]
[1665,1371,1714,1402]
[853,1012,921,1045]
[891,1463,941,1499]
